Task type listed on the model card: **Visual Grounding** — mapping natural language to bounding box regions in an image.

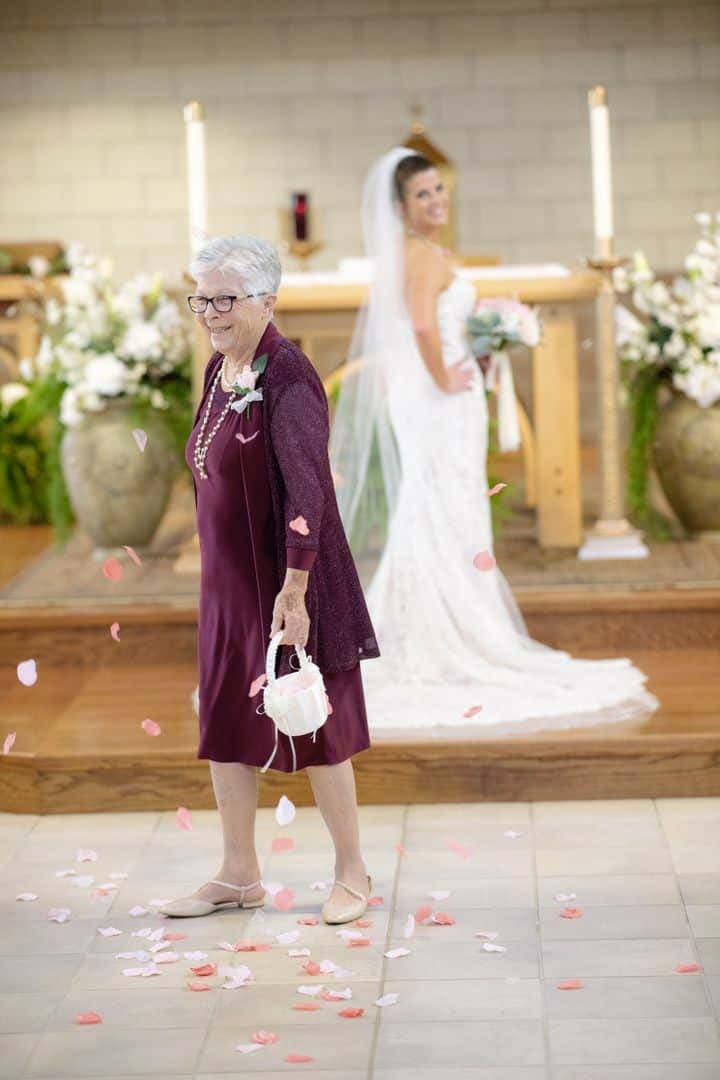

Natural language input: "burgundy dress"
[185,332,373,771]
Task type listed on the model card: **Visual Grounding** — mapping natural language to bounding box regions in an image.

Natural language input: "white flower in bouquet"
[694,303,720,350]
[35,335,54,375]
[28,255,50,279]
[118,321,164,363]
[673,351,720,409]
[83,353,129,397]
[45,298,62,327]
[664,332,687,360]
[0,382,29,413]
[150,389,168,410]
[59,386,84,428]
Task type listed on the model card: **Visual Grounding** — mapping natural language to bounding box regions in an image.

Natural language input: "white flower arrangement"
[614,211,720,409]
[31,243,191,428]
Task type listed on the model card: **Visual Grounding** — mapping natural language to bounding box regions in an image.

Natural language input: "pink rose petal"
[487,482,508,497]
[17,659,38,686]
[414,904,432,924]
[395,843,407,857]
[289,515,310,536]
[189,963,216,976]
[249,673,267,698]
[102,557,123,582]
[236,431,259,444]
[292,1002,321,1012]
[430,912,455,925]
[109,622,121,642]
[176,806,193,831]
[186,980,212,991]
[75,1012,102,1024]
[123,545,142,567]
[348,937,371,948]
[141,718,162,737]
[272,836,294,853]
[285,1054,315,1063]
[556,979,583,990]
[472,549,496,572]
[297,916,319,926]
[302,960,322,976]
[560,907,583,919]
[252,1030,278,1045]
[3,732,16,755]
[273,887,295,912]
[447,839,474,859]
[354,918,372,929]
[463,705,483,718]
[132,428,148,452]
[367,896,383,907]
[338,1007,364,1018]
[676,963,703,974]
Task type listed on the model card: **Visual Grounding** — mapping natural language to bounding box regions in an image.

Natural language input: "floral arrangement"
[466,297,541,357]
[613,211,720,535]
[0,382,49,525]
[17,243,193,536]
[0,248,69,277]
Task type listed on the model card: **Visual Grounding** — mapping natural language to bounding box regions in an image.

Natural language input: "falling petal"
[273,887,295,912]
[123,545,142,567]
[326,695,334,715]
[275,794,296,827]
[402,914,415,939]
[132,428,148,452]
[3,732,16,755]
[272,836,294,853]
[102,558,123,582]
[375,993,399,1007]
[141,718,162,737]
[285,1055,315,1063]
[676,963,703,974]
[109,622,121,642]
[176,806,193,831]
[560,907,583,919]
[75,1012,102,1024]
[472,550,496,572]
[16,892,38,902]
[17,659,38,686]
[487,483,508,497]
[289,516,310,536]
[252,1030,278,1045]
[236,431,259,444]
[463,705,483,718]
[557,979,583,990]
[385,947,411,959]
[249,673,267,698]
[414,904,432,924]
[339,1007,364,1018]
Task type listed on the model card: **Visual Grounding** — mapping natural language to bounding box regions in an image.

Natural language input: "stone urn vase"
[61,400,179,551]
[653,390,720,536]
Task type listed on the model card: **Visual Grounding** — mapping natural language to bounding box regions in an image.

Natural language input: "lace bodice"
[436,276,477,368]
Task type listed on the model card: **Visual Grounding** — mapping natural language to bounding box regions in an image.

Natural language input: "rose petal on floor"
[123,545,142,567]
[272,836,294,853]
[504,830,523,839]
[132,428,148,452]
[97,926,122,937]
[310,881,330,891]
[249,673,267,697]
[560,907,583,919]
[109,622,121,642]
[385,947,411,959]
[189,963,216,977]
[554,892,577,903]
[16,892,38,902]
[367,896,383,907]
[297,917,319,926]
[274,887,295,912]
[276,930,300,945]
[354,918,372,928]
[163,932,186,942]
[3,731,16,755]
[428,890,451,901]
[338,1007,364,1018]
[141,718,162,737]
[102,558,123,582]
[375,993,399,1007]
[414,904,432,924]
[556,979,584,990]
[482,942,507,953]
[48,908,71,923]
[430,912,455,925]
[232,941,271,952]
[285,1054,314,1063]
[235,1042,263,1054]
[252,1030,278,1045]
[676,963,703,973]
[289,948,310,958]
[319,987,352,1002]
[292,1002,321,1012]
[186,980,213,992]
[289,516,310,536]
[302,960,322,976]
[348,937,371,948]
[472,549,497,572]
[475,930,499,941]
[75,1012,102,1024]
[175,806,193,831]
[447,839,474,859]
[17,659,38,686]
[275,794,296,826]
[183,951,208,961]
[297,984,324,997]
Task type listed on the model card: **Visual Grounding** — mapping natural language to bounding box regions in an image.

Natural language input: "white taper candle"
[588,86,614,256]
[184,101,208,256]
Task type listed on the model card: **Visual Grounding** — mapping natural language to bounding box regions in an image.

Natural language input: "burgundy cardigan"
[195,322,380,674]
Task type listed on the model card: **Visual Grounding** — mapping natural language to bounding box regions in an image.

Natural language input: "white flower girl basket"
[260,630,329,773]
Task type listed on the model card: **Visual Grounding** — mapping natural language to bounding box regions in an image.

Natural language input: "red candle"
[292,192,309,242]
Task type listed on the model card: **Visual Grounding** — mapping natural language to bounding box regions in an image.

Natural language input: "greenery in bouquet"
[0,248,69,277]
[466,297,541,357]
[21,243,193,538]
[0,383,49,525]
[614,211,720,537]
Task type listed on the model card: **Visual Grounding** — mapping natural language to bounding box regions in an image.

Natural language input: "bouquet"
[0,382,48,525]
[613,211,720,534]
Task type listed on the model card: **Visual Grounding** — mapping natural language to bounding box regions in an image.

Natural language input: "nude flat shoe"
[322,875,372,925]
[159,878,266,918]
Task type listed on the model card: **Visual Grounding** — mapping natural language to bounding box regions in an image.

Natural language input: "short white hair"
[189,234,281,295]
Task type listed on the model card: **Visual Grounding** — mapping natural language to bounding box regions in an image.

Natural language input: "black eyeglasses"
[187,293,266,314]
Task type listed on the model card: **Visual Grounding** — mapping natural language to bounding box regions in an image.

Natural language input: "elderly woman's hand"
[271,570,310,648]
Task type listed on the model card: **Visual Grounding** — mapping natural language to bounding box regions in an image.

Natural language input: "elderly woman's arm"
[268,378,330,647]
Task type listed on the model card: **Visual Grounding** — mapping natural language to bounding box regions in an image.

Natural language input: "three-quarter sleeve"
[270,378,330,569]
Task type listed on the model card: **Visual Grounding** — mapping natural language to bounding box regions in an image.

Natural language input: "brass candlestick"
[578,244,649,560]
[287,238,323,269]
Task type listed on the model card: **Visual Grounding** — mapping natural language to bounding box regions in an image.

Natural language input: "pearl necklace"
[192,363,237,480]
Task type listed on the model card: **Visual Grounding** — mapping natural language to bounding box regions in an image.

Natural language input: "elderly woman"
[160,235,379,925]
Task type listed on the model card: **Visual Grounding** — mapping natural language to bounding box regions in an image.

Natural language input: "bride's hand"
[445,359,475,394]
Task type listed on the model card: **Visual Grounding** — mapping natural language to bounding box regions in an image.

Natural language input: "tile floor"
[2,798,720,1079]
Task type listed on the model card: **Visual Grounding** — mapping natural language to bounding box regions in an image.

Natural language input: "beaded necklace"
[192,360,237,480]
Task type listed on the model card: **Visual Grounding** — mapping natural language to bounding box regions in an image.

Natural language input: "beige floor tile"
[678,874,720,905]
[662,821,720,849]
[544,975,711,1018]
[0,954,84,993]
[0,992,63,1034]
[374,1019,546,1069]
[396,877,536,910]
[535,847,673,877]
[696,938,720,974]
[48,987,215,1029]
[542,939,697,979]
[26,1026,206,1076]
[374,1071,547,1080]
[655,798,720,823]
[0,916,99,956]
[687,905,720,937]
[406,803,532,825]
[0,1034,41,1079]
[533,823,665,850]
[706,975,720,1015]
[378,977,542,1021]
[671,847,720,874]
[553,1066,720,1080]
[537,875,681,907]
[540,905,690,941]
[403,824,532,851]
[398,849,534,879]
[197,1021,373,1072]
[390,907,538,943]
[548,1017,720,1065]
[382,939,539,981]
[211,980,382,1026]
[197,1074,366,1080]
[533,800,656,824]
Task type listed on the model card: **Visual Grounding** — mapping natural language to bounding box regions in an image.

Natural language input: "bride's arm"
[405,247,473,394]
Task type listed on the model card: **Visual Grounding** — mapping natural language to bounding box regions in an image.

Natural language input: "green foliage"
[0,396,49,525]
[623,363,675,540]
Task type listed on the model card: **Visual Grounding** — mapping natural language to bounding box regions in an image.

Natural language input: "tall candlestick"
[292,192,310,242]
[184,101,208,256]
[588,86,614,258]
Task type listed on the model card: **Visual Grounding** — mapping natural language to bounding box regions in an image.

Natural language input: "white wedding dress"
[361,275,659,734]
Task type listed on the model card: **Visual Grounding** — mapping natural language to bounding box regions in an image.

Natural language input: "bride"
[329,146,658,734]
